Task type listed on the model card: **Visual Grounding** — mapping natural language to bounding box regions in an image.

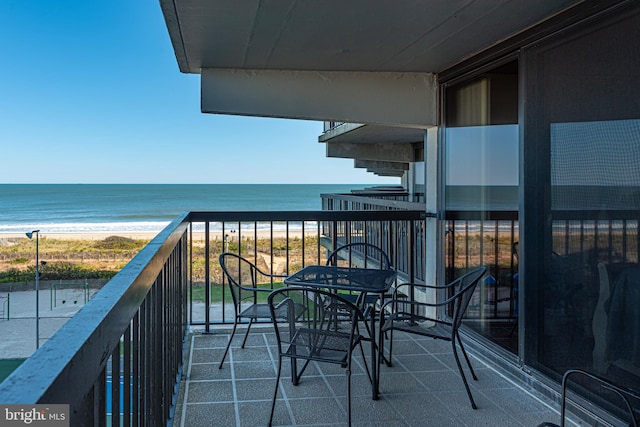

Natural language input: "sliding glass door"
[443,61,520,353]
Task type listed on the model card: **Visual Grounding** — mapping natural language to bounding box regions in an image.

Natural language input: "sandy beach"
[1,232,159,241]
[1,228,319,241]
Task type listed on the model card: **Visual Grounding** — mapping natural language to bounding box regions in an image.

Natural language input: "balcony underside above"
[161,0,578,75]
[201,69,437,128]
[354,159,408,177]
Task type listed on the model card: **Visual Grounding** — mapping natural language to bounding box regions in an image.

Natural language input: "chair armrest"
[254,265,288,279]
[382,282,472,314]
[395,281,456,291]
[380,297,444,314]
[394,278,467,295]
[393,282,453,299]
[236,284,274,294]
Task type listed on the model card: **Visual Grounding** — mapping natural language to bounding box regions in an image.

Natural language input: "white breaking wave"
[0,220,315,234]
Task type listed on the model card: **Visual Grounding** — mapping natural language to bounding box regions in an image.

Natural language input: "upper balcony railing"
[322,121,345,132]
[0,209,425,426]
[321,192,419,210]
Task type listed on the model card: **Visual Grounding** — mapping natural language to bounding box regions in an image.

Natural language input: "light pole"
[26,230,40,349]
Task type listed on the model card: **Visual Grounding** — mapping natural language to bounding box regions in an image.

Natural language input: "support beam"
[201,69,437,128]
[425,128,437,289]
[326,141,415,163]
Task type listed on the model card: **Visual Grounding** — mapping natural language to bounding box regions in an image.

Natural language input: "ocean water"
[0,184,366,234]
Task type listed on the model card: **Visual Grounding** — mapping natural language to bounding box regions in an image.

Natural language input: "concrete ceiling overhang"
[200,68,437,127]
[160,0,578,75]
[160,0,579,126]
[159,0,580,149]
[319,122,424,158]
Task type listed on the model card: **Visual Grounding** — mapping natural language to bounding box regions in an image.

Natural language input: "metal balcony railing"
[446,210,519,320]
[322,121,345,132]
[321,192,417,209]
[2,203,635,426]
[0,213,190,426]
[322,193,521,320]
[0,209,425,426]
[187,210,426,330]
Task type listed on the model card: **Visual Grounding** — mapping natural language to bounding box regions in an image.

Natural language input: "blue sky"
[0,1,398,185]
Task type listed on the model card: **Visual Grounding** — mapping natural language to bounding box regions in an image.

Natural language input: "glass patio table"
[284,265,397,400]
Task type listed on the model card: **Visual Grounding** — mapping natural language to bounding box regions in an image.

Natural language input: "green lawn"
[0,359,25,383]
[189,282,287,303]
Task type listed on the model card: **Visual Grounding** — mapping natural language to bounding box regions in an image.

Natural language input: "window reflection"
[444,60,519,353]
[546,119,640,385]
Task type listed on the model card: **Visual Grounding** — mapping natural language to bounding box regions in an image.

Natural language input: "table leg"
[370,307,379,400]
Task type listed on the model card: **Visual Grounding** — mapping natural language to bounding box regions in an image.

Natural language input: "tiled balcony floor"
[174,326,563,427]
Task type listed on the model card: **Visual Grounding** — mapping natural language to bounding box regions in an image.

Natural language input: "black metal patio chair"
[218,252,287,369]
[326,242,392,311]
[378,266,487,409]
[267,286,372,427]
[538,369,640,427]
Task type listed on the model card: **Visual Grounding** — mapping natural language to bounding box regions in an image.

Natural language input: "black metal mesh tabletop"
[284,265,396,293]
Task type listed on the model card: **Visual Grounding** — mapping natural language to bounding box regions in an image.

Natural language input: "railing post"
[409,219,415,319]
[189,223,193,326]
[204,222,210,333]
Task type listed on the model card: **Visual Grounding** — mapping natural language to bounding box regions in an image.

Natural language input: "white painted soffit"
[201,69,437,128]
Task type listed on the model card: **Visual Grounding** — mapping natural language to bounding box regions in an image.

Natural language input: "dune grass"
[0,235,319,285]
[0,236,150,283]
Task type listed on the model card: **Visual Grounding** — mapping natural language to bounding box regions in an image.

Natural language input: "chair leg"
[218,320,239,369]
[377,324,384,392]
[386,327,394,367]
[268,355,283,427]
[376,309,392,368]
[456,332,478,381]
[290,356,297,386]
[357,338,372,384]
[291,358,313,386]
[451,340,477,409]
[346,368,352,427]
[240,318,254,348]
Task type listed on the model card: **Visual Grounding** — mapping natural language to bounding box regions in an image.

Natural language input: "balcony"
[178,327,557,427]
[0,209,566,426]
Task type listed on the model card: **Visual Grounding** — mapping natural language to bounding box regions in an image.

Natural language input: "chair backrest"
[449,266,487,330]
[558,369,639,427]
[326,242,391,270]
[268,286,363,359]
[219,252,261,307]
